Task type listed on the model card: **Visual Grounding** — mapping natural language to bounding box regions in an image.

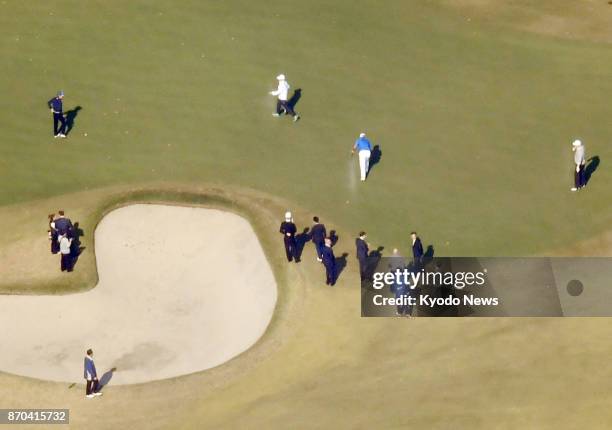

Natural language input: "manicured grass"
[1,0,610,258]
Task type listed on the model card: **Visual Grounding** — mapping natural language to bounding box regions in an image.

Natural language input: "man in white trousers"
[571,139,586,191]
[352,132,372,181]
[269,74,299,122]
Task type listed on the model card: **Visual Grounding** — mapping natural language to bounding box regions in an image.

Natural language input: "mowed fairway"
[1,1,612,429]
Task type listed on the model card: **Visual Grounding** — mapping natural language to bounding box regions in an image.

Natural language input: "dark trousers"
[86,379,99,395]
[324,263,336,285]
[284,237,298,262]
[314,241,325,259]
[574,165,586,188]
[61,253,72,272]
[358,257,368,281]
[53,113,66,136]
[276,100,296,116]
[51,233,59,254]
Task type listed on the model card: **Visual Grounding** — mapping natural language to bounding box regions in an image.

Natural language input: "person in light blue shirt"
[352,132,372,181]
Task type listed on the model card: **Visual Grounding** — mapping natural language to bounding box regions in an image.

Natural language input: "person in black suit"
[53,210,74,238]
[279,211,299,263]
[355,231,369,281]
[321,238,336,286]
[310,216,327,262]
[411,231,424,268]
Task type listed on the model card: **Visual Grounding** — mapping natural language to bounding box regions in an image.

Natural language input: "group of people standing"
[280,210,426,290]
[47,211,77,272]
[280,213,338,286]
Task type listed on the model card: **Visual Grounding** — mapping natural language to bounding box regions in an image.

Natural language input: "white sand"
[0,204,277,385]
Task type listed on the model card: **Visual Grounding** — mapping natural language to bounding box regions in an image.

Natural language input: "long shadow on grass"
[367,145,382,178]
[64,106,82,136]
[287,89,302,111]
[585,156,600,185]
[70,222,85,269]
[335,252,349,282]
[295,227,310,262]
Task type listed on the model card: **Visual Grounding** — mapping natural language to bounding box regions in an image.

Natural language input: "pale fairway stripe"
[0,204,277,385]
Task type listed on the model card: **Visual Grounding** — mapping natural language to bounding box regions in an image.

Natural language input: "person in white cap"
[352,132,372,181]
[269,74,299,122]
[279,211,299,262]
[571,139,586,191]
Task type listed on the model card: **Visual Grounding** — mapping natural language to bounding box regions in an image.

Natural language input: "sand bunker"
[0,204,277,385]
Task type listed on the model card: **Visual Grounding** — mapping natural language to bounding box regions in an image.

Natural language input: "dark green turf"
[1,0,610,256]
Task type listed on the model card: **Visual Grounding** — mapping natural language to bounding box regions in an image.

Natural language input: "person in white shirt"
[59,233,73,272]
[269,74,299,122]
[571,139,586,191]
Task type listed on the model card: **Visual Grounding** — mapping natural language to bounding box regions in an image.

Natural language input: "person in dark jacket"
[84,349,102,398]
[48,213,60,254]
[53,210,73,237]
[411,231,424,268]
[321,238,336,286]
[355,231,369,281]
[279,211,299,262]
[47,90,67,138]
[310,216,327,262]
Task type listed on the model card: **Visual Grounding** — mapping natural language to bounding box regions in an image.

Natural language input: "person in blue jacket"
[84,349,102,398]
[352,132,372,181]
[47,90,66,138]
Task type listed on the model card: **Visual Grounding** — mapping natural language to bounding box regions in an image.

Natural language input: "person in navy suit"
[53,210,74,237]
[310,216,327,262]
[47,90,67,138]
[411,231,424,268]
[355,231,369,281]
[279,211,298,262]
[84,349,102,398]
[321,238,336,286]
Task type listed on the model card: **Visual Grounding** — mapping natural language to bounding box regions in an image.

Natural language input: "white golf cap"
[572,139,582,147]
[285,211,292,221]
[277,74,286,80]
[359,132,366,138]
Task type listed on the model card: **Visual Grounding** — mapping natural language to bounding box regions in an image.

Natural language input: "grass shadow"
[585,155,600,185]
[64,106,82,136]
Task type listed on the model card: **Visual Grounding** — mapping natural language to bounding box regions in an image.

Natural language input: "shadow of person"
[288,89,302,111]
[99,367,117,390]
[366,246,385,279]
[422,245,435,268]
[70,222,85,269]
[64,106,82,136]
[335,252,349,281]
[295,227,310,261]
[367,145,382,178]
[585,156,600,185]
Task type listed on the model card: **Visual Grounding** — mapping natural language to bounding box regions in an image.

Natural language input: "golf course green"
[1,1,611,428]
